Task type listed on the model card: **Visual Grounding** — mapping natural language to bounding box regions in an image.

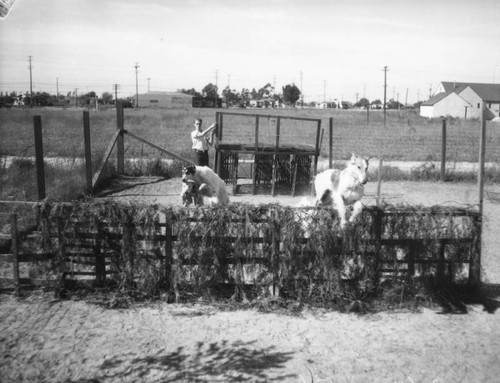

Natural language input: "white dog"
[314,154,370,228]
[181,165,230,206]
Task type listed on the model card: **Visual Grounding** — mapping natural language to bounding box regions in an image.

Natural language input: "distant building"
[136,92,193,108]
[420,82,500,120]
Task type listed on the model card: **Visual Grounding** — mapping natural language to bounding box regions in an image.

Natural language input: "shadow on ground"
[73,340,296,382]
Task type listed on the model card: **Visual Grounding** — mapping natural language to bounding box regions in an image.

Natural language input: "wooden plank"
[124,130,195,165]
[94,217,105,287]
[117,102,124,174]
[215,111,321,123]
[83,110,93,194]
[33,116,46,200]
[10,214,19,296]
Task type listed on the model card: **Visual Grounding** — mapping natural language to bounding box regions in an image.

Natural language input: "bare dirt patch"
[1,291,499,382]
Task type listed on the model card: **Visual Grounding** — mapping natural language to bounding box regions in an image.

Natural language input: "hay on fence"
[26,200,480,311]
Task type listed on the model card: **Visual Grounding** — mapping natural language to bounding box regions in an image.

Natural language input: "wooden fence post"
[94,217,106,287]
[122,220,134,287]
[116,102,125,174]
[373,208,383,285]
[329,117,333,169]
[271,209,280,296]
[11,213,20,296]
[83,111,93,194]
[441,118,446,182]
[33,115,46,200]
[55,216,67,295]
[164,211,178,301]
[376,158,384,207]
[469,214,482,286]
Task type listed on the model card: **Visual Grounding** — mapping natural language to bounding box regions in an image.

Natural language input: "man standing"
[191,118,216,167]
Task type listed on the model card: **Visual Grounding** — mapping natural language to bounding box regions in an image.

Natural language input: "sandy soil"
[1,292,499,383]
[1,178,500,383]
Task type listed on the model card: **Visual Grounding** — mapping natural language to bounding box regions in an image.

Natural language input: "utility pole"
[382,66,388,128]
[147,77,150,93]
[405,88,409,107]
[75,88,78,108]
[28,56,33,107]
[323,80,326,103]
[429,84,432,98]
[113,84,119,104]
[227,74,230,89]
[134,63,139,107]
[215,69,218,89]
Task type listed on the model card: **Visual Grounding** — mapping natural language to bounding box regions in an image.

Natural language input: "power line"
[134,63,140,107]
[382,66,389,128]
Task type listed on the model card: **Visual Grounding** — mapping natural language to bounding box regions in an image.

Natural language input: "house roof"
[140,92,193,98]
[440,82,500,102]
[421,91,455,106]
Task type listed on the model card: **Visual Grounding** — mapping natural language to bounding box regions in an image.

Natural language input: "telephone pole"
[113,84,119,105]
[28,56,33,107]
[134,63,140,107]
[56,77,59,96]
[382,66,388,128]
[147,77,150,93]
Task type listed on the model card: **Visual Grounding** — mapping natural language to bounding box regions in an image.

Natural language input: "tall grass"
[2,107,499,162]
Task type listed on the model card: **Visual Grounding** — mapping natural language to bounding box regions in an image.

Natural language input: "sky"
[1,0,500,104]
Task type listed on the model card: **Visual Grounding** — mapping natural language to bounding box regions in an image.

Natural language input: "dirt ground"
[1,179,500,382]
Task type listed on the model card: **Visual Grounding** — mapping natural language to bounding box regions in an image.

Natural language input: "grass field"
[1,106,500,163]
[1,106,500,202]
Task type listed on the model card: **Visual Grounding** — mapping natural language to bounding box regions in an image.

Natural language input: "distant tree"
[221,86,241,107]
[257,83,274,99]
[355,97,370,108]
[250,88,259,100]
[387,98,403,110]
[179,88,201,97]
[371,99,382,109]
[282,84,301,106]
[202,83,218,98]
[101,92,113,104]
[81,91,97,106]
[239,88,251,106]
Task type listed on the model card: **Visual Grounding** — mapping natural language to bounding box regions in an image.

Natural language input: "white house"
[420,91,471,119]
[422,81,500,120]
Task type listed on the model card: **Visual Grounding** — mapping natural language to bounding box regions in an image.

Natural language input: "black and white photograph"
[1,0,500,382]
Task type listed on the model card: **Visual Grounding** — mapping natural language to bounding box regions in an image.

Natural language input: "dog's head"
[181,179,199,206]
[181,165,196,182]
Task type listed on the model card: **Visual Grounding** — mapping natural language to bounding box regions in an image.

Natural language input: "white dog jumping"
[181,165,230,206]
[314,154,370,228]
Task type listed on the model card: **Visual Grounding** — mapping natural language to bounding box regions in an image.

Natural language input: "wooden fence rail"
[0,204,482,301]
